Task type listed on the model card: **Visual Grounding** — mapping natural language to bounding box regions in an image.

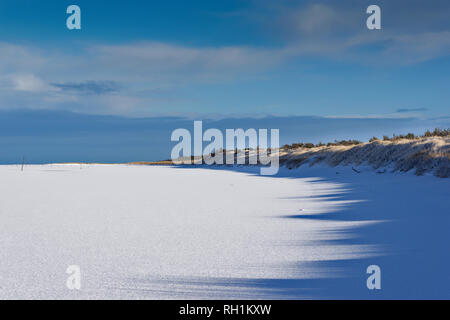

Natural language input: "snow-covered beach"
[0,164,449,299]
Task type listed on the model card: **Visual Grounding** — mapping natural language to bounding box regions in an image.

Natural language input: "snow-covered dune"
[0,164,448,299]
[279,136,450,178]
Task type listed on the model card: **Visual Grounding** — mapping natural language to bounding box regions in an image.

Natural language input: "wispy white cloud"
[91,42,285,80]
[0,43,47,73]
[12,74,56,93]
[1,0,450,117]
[283,3,358,35]
[254,1,450,64]
[0,42,289,116]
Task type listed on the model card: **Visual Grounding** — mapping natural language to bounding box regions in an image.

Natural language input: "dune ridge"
[278,136,450,178]
[147,134,450,178]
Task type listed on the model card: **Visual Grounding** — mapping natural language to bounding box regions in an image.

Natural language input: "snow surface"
[0,164,448,299]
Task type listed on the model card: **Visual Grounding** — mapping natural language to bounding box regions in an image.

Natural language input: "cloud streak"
[52,81,120,95]
[396,108,428,113]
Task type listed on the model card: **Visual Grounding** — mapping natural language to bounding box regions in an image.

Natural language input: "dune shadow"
[137,164,450,299]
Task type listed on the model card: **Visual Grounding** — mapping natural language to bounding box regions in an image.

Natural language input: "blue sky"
[1,1,450,162]
[1,0,450,118]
